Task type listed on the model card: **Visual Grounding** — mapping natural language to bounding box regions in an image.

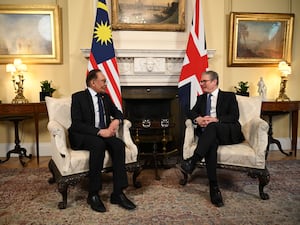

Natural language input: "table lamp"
[275,61,291,102]
[6,59,29,104]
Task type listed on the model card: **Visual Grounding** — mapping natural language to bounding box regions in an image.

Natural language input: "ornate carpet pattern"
[0,160,299,225]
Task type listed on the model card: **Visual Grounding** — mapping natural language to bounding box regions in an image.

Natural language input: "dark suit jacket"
[68,89,123,149]
[189,90,244,145]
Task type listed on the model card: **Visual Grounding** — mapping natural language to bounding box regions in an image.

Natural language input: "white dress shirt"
[209,88,219,118]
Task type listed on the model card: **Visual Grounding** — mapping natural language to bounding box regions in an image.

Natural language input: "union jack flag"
[87,0,122,111]
[178,0,208,114]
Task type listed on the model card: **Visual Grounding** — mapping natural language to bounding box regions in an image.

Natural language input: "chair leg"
[57,181,68,209]
[248,167,270,200]
[47,159,88,209]
[48,159,56,184]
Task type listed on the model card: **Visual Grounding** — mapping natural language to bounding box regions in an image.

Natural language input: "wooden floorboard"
[0,150,299,169]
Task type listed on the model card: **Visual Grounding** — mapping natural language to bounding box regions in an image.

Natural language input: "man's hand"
[108,119,120,134]
[97,119,120,137]
[195,116,218,128]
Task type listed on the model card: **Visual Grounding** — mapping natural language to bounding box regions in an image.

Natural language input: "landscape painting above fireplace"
[111,0,185,31]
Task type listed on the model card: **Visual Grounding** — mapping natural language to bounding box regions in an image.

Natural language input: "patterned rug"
[0,160,299,225]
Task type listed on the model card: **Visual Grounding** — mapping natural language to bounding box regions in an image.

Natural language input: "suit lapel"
[216,90,224,115]
[84,89,96,118]
[201,94,207,115]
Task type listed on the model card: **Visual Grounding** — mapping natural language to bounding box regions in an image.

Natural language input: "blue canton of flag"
[87,0,122,111]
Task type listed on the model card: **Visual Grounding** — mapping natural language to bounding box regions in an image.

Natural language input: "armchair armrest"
[121,119,138,162]
[47,120,71,159]
[242,117,269,158]
[183,119,198,160]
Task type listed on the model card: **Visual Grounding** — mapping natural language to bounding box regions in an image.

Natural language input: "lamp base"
[275,94,290,102]
[12,94,29,104]
[275,76,290,102]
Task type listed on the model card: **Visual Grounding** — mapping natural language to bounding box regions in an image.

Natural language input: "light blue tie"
[206,94,212,116]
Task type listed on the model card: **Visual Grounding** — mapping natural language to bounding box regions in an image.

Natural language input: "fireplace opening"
[122,86,182,154]
[124,99,171,122]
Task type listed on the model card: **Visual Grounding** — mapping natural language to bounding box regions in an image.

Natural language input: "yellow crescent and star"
[93,1,112,45]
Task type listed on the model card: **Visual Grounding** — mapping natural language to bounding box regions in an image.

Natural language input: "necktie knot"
[96,93,103,98]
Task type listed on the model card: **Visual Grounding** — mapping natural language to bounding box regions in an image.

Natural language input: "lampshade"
[278,61,291,76]
[13,58,22,66]
[6,64,16,73]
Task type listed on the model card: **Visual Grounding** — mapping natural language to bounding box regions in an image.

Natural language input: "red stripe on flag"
[111,57,120,75]
[89,54,99,70]
[102,60,122,103]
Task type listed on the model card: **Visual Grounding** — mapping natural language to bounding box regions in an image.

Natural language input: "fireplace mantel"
[81,48,216,86]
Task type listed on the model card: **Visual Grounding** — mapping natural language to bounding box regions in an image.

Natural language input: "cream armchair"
[45,97,141,209]
[181,95,270,200]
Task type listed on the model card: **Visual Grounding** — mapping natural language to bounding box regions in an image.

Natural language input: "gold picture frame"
[111,0,185,31]
[228,12,294,67]
[0,5,62,64]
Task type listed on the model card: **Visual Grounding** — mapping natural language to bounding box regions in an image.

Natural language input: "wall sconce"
[6,59,29,104]
[275,61,291,102]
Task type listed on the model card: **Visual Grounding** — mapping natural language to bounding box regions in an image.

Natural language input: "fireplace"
[122,86,182,153]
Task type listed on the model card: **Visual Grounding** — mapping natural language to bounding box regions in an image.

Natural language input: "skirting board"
[0,138,300,157]
[0,142,52,157]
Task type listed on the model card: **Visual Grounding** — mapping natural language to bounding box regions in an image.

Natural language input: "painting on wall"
[228,12,294,67]
[111,0,185,31]
[0,5,62,64]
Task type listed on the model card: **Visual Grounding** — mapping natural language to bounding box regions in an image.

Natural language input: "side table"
[0,102,48,164]
[0,115,33,166]
[261,101,300,157]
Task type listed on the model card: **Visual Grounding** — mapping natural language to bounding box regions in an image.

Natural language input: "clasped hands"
[97,119,120,137]
[194,116,219,128]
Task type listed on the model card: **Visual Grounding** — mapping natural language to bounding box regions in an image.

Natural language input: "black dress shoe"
[87,194,106,212]
[210,186,224,207]
[110,192,136,210]
[180,157,196,174]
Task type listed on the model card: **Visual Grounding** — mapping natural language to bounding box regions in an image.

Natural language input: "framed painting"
[111,0,185,31]
[0,5,62,64]
[228,12,294,67]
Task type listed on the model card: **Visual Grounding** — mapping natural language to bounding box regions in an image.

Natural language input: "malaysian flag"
[87,0,122,111]
[178,0,208,115]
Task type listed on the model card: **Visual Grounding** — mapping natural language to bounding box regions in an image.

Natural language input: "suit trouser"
[195,122,232,183]
[79,135,128,194]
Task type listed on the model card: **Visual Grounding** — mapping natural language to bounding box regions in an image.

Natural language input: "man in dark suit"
[180,70,244,207]
[68,69,136,212]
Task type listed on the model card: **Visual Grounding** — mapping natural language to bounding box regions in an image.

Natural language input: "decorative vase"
[40,92,52,102]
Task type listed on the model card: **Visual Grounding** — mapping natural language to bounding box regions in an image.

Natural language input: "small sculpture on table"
[257,77,267,101]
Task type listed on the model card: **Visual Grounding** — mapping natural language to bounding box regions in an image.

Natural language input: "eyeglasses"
[200,79,211,84]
